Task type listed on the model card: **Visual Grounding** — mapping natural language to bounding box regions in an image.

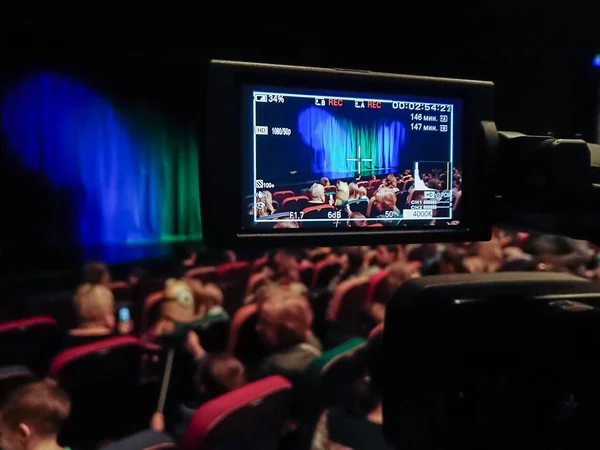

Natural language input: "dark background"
[1,3,600,275]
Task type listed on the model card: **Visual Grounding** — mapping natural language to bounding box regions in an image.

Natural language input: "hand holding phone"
[117,307,133,335]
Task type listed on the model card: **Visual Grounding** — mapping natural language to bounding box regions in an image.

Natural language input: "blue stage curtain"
[1,72,202,253]
[298,106,405,178]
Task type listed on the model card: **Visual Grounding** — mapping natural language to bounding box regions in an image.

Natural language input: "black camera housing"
[383,272,600,450]
[202,60,494,249]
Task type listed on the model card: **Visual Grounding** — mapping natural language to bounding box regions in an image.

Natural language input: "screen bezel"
[203,60,493,248]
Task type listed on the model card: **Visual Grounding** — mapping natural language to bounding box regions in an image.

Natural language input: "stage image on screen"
[242,86,462,231]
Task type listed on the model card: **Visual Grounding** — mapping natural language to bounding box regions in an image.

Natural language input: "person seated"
[335,181,349,207]
[145,278,199,342]
[327,247,366,292]
[256,287,322,382]
[354,172,362,182]
[311,375,392,450]
[363,245,404,276]
[67,283,130,347]
[374,260,419,306]
[357,186,368,199]
[274,219,300,229]
[173,343,247,439]
[250,190,276,217]
[82,261,111,286]
[0,379,72,450]
[347,183,361,202]
[309,183,327,204]
[347,212,367,228]
[366,189,402,225]
[193,282,227,320]
[320,177,331,187]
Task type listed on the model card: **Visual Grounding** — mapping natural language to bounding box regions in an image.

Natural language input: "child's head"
[0,379,71,450]
[73,283,115,331]
[196,354,246,400]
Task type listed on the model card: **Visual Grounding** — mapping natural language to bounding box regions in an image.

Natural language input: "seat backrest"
[0,317,60,376]
[296,338,368,422]
[327,278,370,323]
[272,190,294,205]
[366,269,390,304]
[50,336,145,447]
[98,430,178,450]
[348,199,368,215]
[302,204,335,220]
[217,261,251,283]
[0,365,35,402]
[185,266,218,284]
[181,375,293,450]
[28,291,78,330]
[298,262,315,287]
[312,258,341,289]
[189,313,231,353]
[229,305,267,372]
[281,196,309,212]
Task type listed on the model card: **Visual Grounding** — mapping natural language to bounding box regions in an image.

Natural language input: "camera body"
[202,60,600,450]
[203,60,494,248]
[383,272,600,450]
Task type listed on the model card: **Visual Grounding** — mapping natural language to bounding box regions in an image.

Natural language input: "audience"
[256,288,322,382]
[2,170,600,449]
[0,379,72,450]
[312,375,392,450]
[68,283,117,346]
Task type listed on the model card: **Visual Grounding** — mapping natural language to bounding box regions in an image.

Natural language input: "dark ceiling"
[3,3,600,136]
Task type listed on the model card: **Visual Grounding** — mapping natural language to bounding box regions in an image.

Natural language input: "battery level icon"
[256,95,267,102]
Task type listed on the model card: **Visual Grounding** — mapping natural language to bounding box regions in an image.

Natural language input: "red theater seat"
[298,262,315,287]
[302,204,335,220]
[0,317,60,376]
[50,336,147,448]
[217,261,251,283]
[369,179,382,188]
[311,257,341,289]
[186,266,218,284]
[366,269,390,304]
[181,375,293,450]
[357,181,369,188]
[324,186,336,194]
[281,196,309,212]
[272,190,294,205]
[368,223,384,227]
[326,278,370,346]
[252,254,269,273]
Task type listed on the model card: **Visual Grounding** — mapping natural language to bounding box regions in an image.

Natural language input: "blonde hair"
[374,188,397,211]
[348,182,360,200]
[358,186,367,198]
[386,262,419,291]
[257,190,275,217]
[259,289,313,342]
[73,283,114,327]
[309,183,326,203]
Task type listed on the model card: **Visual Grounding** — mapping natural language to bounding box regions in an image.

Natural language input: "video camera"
[202,60,600,450]
[202,59,600,249]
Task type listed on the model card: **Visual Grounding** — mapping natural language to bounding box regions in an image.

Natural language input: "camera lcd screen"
[242,85,462,232]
